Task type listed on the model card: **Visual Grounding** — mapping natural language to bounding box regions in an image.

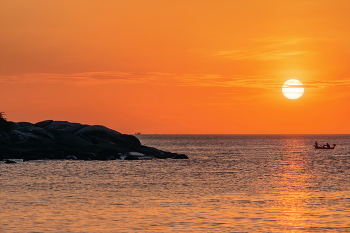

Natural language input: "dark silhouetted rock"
[33,120,53,128]
[0,120,188,161]
[97,149,120,160]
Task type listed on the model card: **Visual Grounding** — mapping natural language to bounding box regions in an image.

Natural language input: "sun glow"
[282,79,304,99]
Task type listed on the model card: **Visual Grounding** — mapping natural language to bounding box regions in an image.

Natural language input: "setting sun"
[282,79,304,100]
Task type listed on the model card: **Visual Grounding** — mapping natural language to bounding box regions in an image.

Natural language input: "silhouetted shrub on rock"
[0,112,14,132]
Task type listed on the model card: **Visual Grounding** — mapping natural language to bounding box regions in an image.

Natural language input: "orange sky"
[1,0,349,134]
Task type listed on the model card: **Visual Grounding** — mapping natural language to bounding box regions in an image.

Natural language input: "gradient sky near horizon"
[1,0,349,134]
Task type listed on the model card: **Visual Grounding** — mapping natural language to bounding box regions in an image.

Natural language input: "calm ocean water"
[1,134,350,232]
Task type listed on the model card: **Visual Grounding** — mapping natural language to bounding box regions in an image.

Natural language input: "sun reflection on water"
[267,139,324,232]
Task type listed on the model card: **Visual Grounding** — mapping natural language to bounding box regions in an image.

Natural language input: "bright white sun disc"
[282,79,304,99]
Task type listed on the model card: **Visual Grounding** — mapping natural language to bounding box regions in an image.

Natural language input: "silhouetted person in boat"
[315,141,318,147]
[326,143,330,148]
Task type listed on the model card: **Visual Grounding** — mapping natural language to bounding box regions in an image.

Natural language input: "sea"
[1,134,350,232]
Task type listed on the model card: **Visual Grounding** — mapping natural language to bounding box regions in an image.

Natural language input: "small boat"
[314,143,336,149]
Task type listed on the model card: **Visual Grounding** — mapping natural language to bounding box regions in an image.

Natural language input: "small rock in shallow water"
[124,155,139,160]
[4,160,16,164]
[172,154,189,159]
[66,155,78,160]
[127,152,145,157]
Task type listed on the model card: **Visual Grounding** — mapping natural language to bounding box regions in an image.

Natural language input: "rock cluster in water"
[0,120,188,161]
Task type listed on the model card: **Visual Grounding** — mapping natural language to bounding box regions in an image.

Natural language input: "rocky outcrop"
[0,120,188,161]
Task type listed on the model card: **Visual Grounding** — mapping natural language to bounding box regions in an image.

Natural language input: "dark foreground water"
[1,134,350,232]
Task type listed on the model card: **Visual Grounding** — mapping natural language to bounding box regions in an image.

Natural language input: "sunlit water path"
[1,134,350,232]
